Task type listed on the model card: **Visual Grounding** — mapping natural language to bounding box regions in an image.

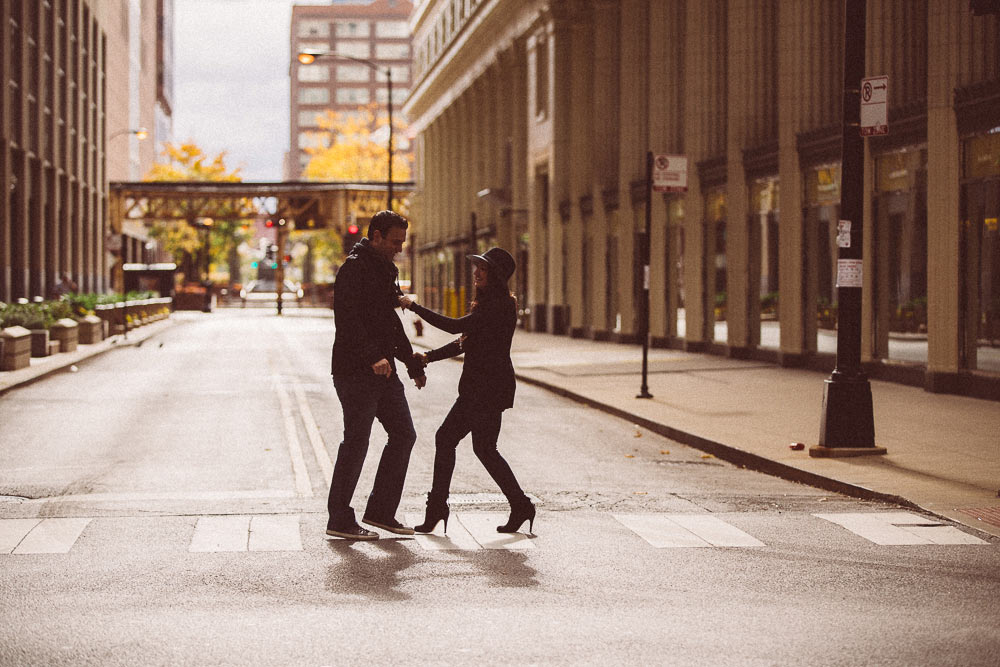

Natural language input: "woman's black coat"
[409,295,517,411]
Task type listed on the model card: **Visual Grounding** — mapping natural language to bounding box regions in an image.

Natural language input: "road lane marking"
[12,518,91,554]
[249,515,303,551]
[405,512,481,550]
[666,514,766,547]
[189,515,250,552]
[291,380,333,483]
[21,490,297,504]
[614,514,712,547]
[454,513,536,550]
[275,382,314,498]
[814,512,988,545]
[0,519,42,553]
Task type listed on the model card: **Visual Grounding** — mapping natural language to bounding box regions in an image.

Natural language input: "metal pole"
[387,68,394,211]
[637,151,653,399]
[275,223,285,315]
[811,0,883,457]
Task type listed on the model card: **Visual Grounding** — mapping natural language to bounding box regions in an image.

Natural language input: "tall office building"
[287,0,413,180]
[1,0,173,302]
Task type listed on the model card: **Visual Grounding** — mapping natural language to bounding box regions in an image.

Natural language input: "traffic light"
[343,223,362,253]
[265,219,274,228]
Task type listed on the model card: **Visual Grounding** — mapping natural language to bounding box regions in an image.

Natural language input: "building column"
[614,0,649,344]
[925,0,964,385]
[589,0,620,340]
[567,2,593,337]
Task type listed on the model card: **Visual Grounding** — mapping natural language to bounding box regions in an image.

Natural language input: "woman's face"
[473,263,489,288]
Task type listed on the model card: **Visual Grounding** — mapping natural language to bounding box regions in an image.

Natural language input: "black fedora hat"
[468,247,516,282]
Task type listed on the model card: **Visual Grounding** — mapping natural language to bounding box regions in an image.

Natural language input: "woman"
[399,247,535,535]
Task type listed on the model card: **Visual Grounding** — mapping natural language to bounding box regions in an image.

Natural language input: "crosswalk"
[0,511,990,555]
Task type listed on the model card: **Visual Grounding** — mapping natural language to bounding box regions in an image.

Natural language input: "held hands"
[399,295,413,309]
[414,374,427,389]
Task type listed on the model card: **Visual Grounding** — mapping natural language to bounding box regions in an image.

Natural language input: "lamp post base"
[816,371,881,454]
[809,445,887,458]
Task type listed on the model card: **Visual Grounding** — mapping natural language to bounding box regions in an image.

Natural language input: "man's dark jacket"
[331,238,423,380]
[409,293,517,411]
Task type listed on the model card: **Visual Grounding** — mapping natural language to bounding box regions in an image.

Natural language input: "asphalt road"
[1,310,998,666]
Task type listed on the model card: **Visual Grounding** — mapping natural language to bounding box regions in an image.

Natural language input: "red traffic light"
[347,224,359,235]
[283,255,292,263]
[265,220,274,228]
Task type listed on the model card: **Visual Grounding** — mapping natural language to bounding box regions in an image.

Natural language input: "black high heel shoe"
[414,496,450,534]
[497,500,535,534]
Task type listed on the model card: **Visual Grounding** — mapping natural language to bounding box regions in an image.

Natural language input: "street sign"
[860,75,888,136]
[652,154,687,193]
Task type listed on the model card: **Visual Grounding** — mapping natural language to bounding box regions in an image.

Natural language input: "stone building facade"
[1,0,172,303]
[403,0,1000,398]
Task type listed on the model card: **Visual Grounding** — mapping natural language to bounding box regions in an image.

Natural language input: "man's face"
[370,226,407,262]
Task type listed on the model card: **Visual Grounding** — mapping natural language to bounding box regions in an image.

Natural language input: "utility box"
[0,326,32,371]
[50,318,79,353]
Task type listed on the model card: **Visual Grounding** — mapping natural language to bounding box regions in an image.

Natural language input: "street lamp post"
[298,49,394,211]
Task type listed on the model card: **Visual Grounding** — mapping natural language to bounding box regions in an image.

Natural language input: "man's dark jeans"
[327,371,417,528]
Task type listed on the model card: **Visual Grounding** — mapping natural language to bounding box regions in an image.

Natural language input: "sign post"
[811,0,885,457]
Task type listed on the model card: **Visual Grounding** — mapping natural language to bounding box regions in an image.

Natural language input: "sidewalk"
[3,308,998,538]
[405,313,1000,538]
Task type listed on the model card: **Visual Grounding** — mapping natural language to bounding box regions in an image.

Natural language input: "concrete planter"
[50,318,79,353]
[0,326,32,371]
[30,329,51,357]
[77,315,103,344]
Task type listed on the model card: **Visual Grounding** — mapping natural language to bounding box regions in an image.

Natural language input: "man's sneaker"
[325,524,379,540]
[362,516,416,535]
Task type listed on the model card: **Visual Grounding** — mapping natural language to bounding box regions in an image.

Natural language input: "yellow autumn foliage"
[302,105,412,182]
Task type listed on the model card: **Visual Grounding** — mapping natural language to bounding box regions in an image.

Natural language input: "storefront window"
[874,148,928,366]
[805,163,840,355]
[705,190,727,343]
[666,198,685,339]
[752,176,780,349]
[962,130,1000,373]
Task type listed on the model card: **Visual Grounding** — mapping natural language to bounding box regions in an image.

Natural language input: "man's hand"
[372,358,392,377]
[399,295,413,309]
[413,352,428,367]
[414,374,427,389]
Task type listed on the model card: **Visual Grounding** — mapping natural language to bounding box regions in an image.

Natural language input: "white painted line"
[0,519,42,554]
[871,511,941,526]
[292,381,334,482]
[12,518,91,554]
[249,515,303,551]
[455,513,536,550]
[814,513,932,545]
[22,490,297,504]
[614,514,711,548]
[667,514,766,547]
[405,512,481,550]
[896,525,988,545]
[189,515,250,552]
[275,382,314,498]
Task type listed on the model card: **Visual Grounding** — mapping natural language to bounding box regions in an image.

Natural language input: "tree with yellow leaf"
[302,105,412,184]
[144,142,250,284]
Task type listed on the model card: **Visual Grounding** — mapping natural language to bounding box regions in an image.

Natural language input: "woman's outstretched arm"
[400,296,478,335]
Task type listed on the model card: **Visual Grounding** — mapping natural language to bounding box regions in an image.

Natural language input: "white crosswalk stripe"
[0,512,990,555]
[190,515,304,552]
[2,518,92,554]
[614,513,765,548]
[814,512,989,545]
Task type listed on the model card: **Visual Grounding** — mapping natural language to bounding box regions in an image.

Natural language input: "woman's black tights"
[428,398,527,506]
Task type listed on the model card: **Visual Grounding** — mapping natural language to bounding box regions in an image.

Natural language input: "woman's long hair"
[471,264,515,311]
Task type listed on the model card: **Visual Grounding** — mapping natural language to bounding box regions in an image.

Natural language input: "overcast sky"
[172,0,331,181]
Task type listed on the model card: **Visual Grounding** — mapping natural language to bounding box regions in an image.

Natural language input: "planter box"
[0,326,32,371]
[30,329,51,357]
[77,315,103,344]
[50,318,79,353]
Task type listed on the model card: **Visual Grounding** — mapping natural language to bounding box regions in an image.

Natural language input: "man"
[327,210,427,540]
